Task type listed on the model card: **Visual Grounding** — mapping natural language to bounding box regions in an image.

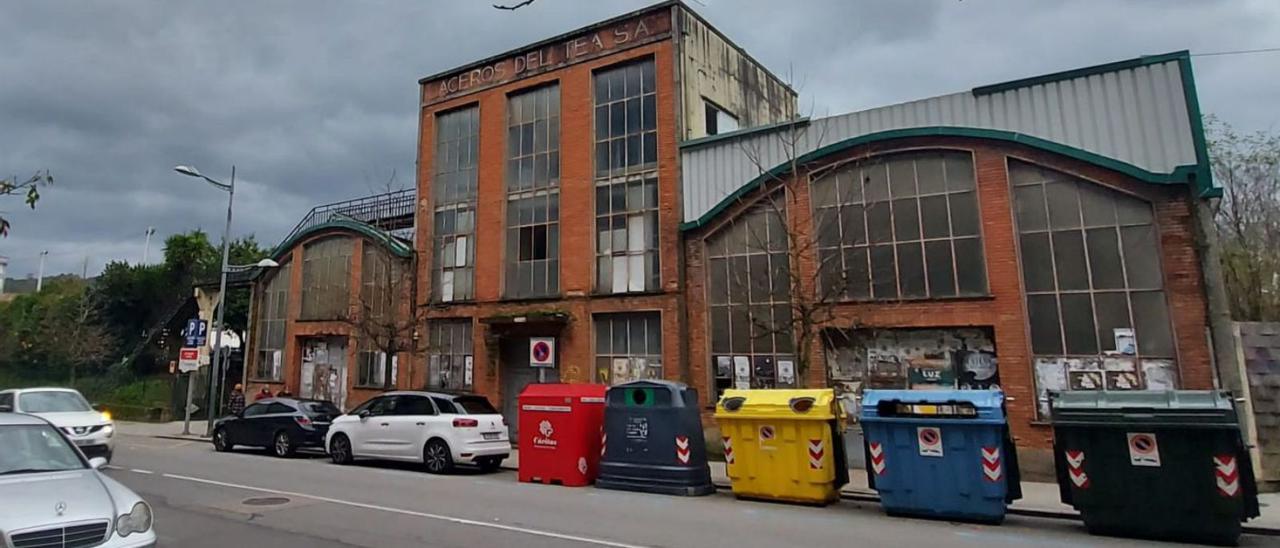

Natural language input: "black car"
[212,397,341,458]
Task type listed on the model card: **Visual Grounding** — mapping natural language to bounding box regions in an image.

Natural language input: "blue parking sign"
[184,318,208,347]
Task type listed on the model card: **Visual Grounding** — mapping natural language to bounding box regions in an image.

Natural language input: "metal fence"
[286,189,416,242]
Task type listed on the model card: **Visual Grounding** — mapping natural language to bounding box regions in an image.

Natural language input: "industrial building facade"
[243,1,1226,456]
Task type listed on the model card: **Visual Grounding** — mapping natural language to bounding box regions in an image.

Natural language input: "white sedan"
[326,391,509,474]
[0,413,155,547]
[0,387,115,462]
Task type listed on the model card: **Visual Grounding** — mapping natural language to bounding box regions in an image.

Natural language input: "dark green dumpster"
[595,380,715,496]
[1050,390,1260,545]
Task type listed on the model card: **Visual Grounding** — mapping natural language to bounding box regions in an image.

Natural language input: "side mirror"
[88,457,108,470]
[358,410,371,420]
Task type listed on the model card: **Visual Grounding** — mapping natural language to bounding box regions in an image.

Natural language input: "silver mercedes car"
[0,413,156,547]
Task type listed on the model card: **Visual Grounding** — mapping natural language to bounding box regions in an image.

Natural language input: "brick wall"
[415,33,686,410]
[682,136,1214,450]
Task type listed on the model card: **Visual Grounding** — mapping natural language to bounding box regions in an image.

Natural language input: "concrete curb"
[169,437,1280,537]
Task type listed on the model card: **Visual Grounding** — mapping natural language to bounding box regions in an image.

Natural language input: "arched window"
[1011,160,1177,410]
[705,198,794,395]
[811,151,986,300]
[253,262,291,381]
[300,237,352,320]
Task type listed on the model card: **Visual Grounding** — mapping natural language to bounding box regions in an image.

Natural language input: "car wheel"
[423,439,454,474]
[329,434,354,465]
[477,457,502,473]
[213,428,232,452]
[273,431,296,458]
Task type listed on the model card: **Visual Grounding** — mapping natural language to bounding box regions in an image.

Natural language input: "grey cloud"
[1,0,1277,278]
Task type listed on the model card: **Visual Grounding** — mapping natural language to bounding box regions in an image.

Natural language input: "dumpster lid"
[715,389,839,420]
[1049,390,1239,426]
[518,383,607,400]
[860,389,1005,421]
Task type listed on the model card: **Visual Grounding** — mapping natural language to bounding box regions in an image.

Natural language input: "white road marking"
[157,472,649,548]
[130,469,154,475]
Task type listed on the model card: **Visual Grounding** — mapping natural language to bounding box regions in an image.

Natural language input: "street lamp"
[175,164,236,436]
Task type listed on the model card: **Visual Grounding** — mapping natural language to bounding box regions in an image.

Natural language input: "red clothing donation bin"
[518,383,607,486]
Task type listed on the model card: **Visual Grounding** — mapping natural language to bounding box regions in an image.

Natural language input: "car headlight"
[101,424,115,436]
[115,502,152,537]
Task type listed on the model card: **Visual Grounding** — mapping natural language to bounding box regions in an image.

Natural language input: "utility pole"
[143,226,155,264]
[35,250,48,292]
[0,255,7,294]
[81,256,89,279]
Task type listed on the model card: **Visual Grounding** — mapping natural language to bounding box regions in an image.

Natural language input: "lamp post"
[174,164,236,436]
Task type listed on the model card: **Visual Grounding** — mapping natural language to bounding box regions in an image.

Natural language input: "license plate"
[482,432,500,441]
[74,439,94,446]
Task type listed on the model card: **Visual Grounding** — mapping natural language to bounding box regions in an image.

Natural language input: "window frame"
[427,319,474,391]
[433,105,481,303]
[299,237,354,321]
[503,84,562,299]
[253,261,291,382]
[593,58,661,295]
[809,149,988,302]
[703,98,739,136]
[593,311,663,385]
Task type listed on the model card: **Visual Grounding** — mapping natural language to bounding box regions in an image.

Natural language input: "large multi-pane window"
[812,151,986,300]
[300,238,352,320]
[427,320,473,390]
[706,200,794,395]
[594,59,659,293]
[505,85,560,298]
[253,262,291,381]
[1013,160,1174,359]
[594,312,662,385]
[356,245,403,388]
[434,106,479,302]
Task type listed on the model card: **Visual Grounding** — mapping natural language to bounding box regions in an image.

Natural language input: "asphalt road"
[105,433,1262,547]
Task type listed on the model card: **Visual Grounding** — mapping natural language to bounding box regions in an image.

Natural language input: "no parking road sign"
[530,337,556,368]
[1127,432,1161,467]
[917,426,943,457]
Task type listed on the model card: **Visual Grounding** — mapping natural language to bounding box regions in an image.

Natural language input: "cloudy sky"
[1,0,1278,279]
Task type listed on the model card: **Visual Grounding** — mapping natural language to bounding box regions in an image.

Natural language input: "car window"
[430,397,458,414]
[18,391,92,413]
[348,398,376,415]
[266,402,295,414]
[0,425,84,475]
[0,393,13,410]
[300,401,341,417]
[395,396,437,416]
[242,403,269,417]
[454,396,499,415]
[367,397,396,416]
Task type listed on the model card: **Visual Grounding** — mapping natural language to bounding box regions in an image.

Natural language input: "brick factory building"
[244,1,1233,463]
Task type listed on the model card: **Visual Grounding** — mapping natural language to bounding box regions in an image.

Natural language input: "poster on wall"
[464,356,474,387]
[1068,370,1104,391]
[1034,358,1068,417]
[716,356,732,378]
[1113,328,1137,355]
[777,360,796,386]
[752,356,776,388]
[956,350,999,390]
[1142,359,1179,390]
[1105,370,1141,390]
[907,353,953,390]
[732,356,751,390]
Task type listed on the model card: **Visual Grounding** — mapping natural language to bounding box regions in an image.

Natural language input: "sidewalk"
[498,449,1280,532]
[118,423,1278,533]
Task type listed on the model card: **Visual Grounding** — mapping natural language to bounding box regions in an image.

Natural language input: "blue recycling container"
[859,389,1021,524]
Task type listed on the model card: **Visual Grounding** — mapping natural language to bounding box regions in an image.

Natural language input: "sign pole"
[181,371,196,436]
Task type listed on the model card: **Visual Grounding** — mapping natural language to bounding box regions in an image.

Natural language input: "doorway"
[300,337,349,411]
[499,336,558,439]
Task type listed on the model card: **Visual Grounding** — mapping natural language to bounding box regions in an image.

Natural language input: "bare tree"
[1209,116,1280,321]
[344,244,426,388]
[1,170,52,237]
[43,286,115,384]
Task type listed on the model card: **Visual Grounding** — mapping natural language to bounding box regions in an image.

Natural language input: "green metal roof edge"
[267,220,414,264]
[1176,53,1218,198]
[678,126,1206,232]
[971,50,1190,97]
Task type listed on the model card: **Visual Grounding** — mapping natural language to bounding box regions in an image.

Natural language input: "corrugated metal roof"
[680,51,1212,229]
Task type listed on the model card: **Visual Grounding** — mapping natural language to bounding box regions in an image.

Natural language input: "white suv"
[0,388,115,462]
[325,391,509,474]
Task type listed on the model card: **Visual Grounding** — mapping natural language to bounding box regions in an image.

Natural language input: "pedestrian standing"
[228,384,246,415]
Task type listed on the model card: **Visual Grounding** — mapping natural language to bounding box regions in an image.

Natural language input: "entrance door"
[300,338,349,411]
[499,336,558,439]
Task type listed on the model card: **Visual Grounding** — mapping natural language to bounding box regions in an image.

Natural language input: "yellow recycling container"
[715,389,849,505]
